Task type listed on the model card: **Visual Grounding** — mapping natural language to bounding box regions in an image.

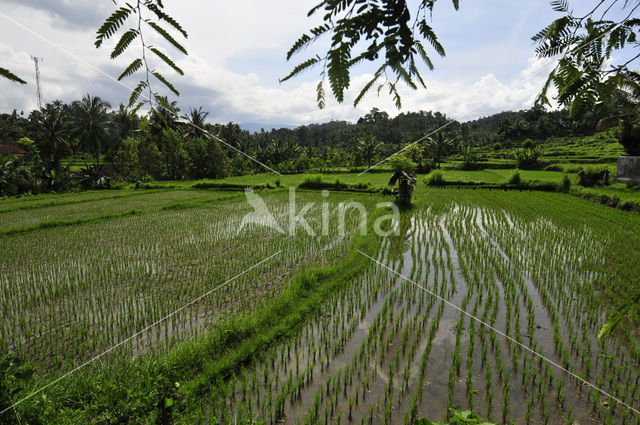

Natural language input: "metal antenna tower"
[31,56,43,109]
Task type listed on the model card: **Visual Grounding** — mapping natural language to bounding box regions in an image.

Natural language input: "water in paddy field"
[199,205,640,425]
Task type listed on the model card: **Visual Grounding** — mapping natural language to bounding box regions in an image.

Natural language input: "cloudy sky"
[0,1,578,126]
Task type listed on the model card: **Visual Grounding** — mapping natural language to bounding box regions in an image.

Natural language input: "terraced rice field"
[2,187,640,424]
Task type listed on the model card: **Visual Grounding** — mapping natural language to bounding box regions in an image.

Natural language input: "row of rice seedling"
[0,191,377,375]
[0,189,234,232]
[181,189,640,424]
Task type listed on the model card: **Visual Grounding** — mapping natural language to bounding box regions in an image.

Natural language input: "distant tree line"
[0,96,618,196]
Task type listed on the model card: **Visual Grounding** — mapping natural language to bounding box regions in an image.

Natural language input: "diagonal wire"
[357,249,640,417]
[0,251,281,417]
[0,11,282,176]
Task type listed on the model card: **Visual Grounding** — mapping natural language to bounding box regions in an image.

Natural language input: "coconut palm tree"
[356,135,383,168]
[181,106,209,140]
[34,104,71,170]
[72,94,112,168]
[150,96,180,134]
[113,104,138,141]
[424,133,454,167]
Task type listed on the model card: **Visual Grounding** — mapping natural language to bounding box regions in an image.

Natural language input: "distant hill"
[239,122,298,133]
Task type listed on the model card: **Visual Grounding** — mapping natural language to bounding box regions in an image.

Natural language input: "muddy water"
[202,206,640,425]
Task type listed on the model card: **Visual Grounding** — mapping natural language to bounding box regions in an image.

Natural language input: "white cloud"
[0,1,560,125]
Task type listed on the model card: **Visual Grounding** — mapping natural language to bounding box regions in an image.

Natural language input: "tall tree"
[425,133,454,167]
[33,104,71,170]
[113,104,139,141]
[71,95,112,167]
[356,135,383,168]
[181,106,209,140]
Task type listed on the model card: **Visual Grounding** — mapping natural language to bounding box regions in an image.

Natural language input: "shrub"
[298,176,370,191]
[388,154,417,174]
[493,142,503,151]
[561,173,571,191]
[459,146,480,170]
[522,139,535,149]
[577,167,610,187]
[619,119,640,156]
[417,158,435,174]
[514,148,540,170]
[426,171,445,186]
[508,170,521,185]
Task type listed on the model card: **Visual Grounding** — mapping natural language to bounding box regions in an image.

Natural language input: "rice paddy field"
[2,184,640,424]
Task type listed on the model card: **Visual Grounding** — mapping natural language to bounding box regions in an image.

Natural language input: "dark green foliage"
[0,155,40,197]
[298,176,371,191]
[508,169,521,185]
[192,182,270,190]
[426,171,445,186]
[514,148,540,170]
[32,104,71,170]
[71,94,112,168]
[425,133,454,167]
[355,135,383,169]
[284,0,460,108]
[619,118,640,156]
[577,167,610,187]
[388,155,417,174]
[458,145,480,170]
[95,7,134,48]
[0,348,42,425]
[0,67,26,84]
[562,173,571,191]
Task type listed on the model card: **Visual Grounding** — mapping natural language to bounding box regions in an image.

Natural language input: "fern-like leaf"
[149,47,184,75]
[147,22,187,55]
[111,29,139,59]
[415,42,434,71]
[280,57,320,82]
[154,93,178,116]
[307,1,326,17]
[550,0,569,13]
[118,58,144,80]
[327,42,351,102]
[0,67,27,84]
[96,7,134,48]
[417,22,445,57]
[353,67,383,107]
[316,80,326,109]
[145,3,188,38]
[152,71,180,96]
[286,34,312,61]
[128,80,148,107]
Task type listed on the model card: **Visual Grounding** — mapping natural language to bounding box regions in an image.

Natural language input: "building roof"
[0,144,27,155]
